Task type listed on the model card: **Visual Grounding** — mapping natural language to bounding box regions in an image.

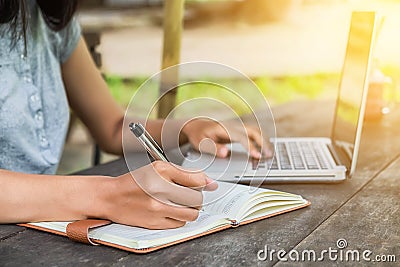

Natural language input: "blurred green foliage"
[105,73,339,113]
[253,73,339,106]
[104,75,147,108]
[105,64,400,112]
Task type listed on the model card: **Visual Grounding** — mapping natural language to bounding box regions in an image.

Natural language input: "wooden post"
[157,0,185,119]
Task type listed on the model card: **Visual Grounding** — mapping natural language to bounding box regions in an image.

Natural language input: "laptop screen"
[331,11,377,176]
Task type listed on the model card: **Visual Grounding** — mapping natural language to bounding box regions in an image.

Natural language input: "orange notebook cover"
[20,182,310,253]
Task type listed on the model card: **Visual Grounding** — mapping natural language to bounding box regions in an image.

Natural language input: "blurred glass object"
[365,66,393,120]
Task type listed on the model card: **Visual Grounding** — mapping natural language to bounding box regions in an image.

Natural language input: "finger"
[249,142,262,159]
[163,205,200,222]
[154,161,215,191]
[214,143,230,158]
[196,137,220,157]
[235,129,261,159]
[246,127,274,158]
[246,128,264,159]
[160,218,186,229]
[214,124,231,143]
[146,217,186,230]
[263,139,274,158]
[195,130,230,158]
[246,127,263,149]
[204,177,218,191]
[161,177,217,208]
[151,162,217,207]
[163,184,204,208]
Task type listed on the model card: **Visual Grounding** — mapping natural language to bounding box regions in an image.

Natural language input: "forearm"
[61,38,191,155]
[0,169,111,223]
[62,37,125,155]
[0,163,215,229]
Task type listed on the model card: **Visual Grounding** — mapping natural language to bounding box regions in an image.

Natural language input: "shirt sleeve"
[54,17,82,64]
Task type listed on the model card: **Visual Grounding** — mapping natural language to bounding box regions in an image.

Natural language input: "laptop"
[181,11,378,183]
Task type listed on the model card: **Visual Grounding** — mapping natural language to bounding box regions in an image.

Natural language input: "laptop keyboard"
[252,141,330,171]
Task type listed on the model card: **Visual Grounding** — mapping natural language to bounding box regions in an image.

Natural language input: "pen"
[129,122,169,162]
[130,123,214,210]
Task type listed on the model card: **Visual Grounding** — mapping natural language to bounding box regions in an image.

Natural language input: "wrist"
[179,128,189,145]
[180,119,198,144]
[78,175,116,220]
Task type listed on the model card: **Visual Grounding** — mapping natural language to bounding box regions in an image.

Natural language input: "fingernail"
[218,147,229,157]
[265,149,273,158]
[205,177,218,191]
[251,151,262,159]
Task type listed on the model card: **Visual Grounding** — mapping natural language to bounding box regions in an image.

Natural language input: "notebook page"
[88,212,228,249]
[243,203,308,222]
[203,182,305,221]
[29,221,70,233]
[240,200,308,220]
[203,182,254,219]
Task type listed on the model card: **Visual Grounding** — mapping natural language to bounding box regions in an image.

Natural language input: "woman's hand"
[99,161,217,229]
[181,119,273,159]
[0,163,216,227]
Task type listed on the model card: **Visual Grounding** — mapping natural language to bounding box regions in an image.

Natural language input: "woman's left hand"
[181,119,273,159]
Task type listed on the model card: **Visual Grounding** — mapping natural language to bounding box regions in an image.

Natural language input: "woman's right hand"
[97,161,217,229]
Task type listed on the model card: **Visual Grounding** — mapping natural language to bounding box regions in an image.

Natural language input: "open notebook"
[22,182,309,253]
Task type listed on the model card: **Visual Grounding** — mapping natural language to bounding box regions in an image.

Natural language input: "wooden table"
[1,100,399,266]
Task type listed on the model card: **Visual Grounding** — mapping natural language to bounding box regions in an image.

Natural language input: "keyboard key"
[300,142,321,170]
[312,143,329,169]
[288,142,305,170]
[252,140,329,172]
[277,143,292,170]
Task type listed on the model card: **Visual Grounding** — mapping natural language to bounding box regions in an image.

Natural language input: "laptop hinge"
[328,142,351,176]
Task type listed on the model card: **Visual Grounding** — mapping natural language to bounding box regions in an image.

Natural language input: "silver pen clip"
[129,123,169,162]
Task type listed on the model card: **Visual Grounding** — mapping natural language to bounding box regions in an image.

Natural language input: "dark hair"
[0,0,27,49]
[0,0,78,30]
[36,0,79,31]
[0,0,78,50]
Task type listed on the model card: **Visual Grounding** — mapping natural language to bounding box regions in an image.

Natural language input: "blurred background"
[57,0,400,174]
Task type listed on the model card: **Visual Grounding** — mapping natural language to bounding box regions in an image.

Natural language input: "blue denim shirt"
[0,3,81,174]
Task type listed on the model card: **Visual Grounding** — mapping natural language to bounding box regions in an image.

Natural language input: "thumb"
[198,140,229,158]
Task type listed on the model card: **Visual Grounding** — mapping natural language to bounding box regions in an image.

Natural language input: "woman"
[0,0,269,229]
